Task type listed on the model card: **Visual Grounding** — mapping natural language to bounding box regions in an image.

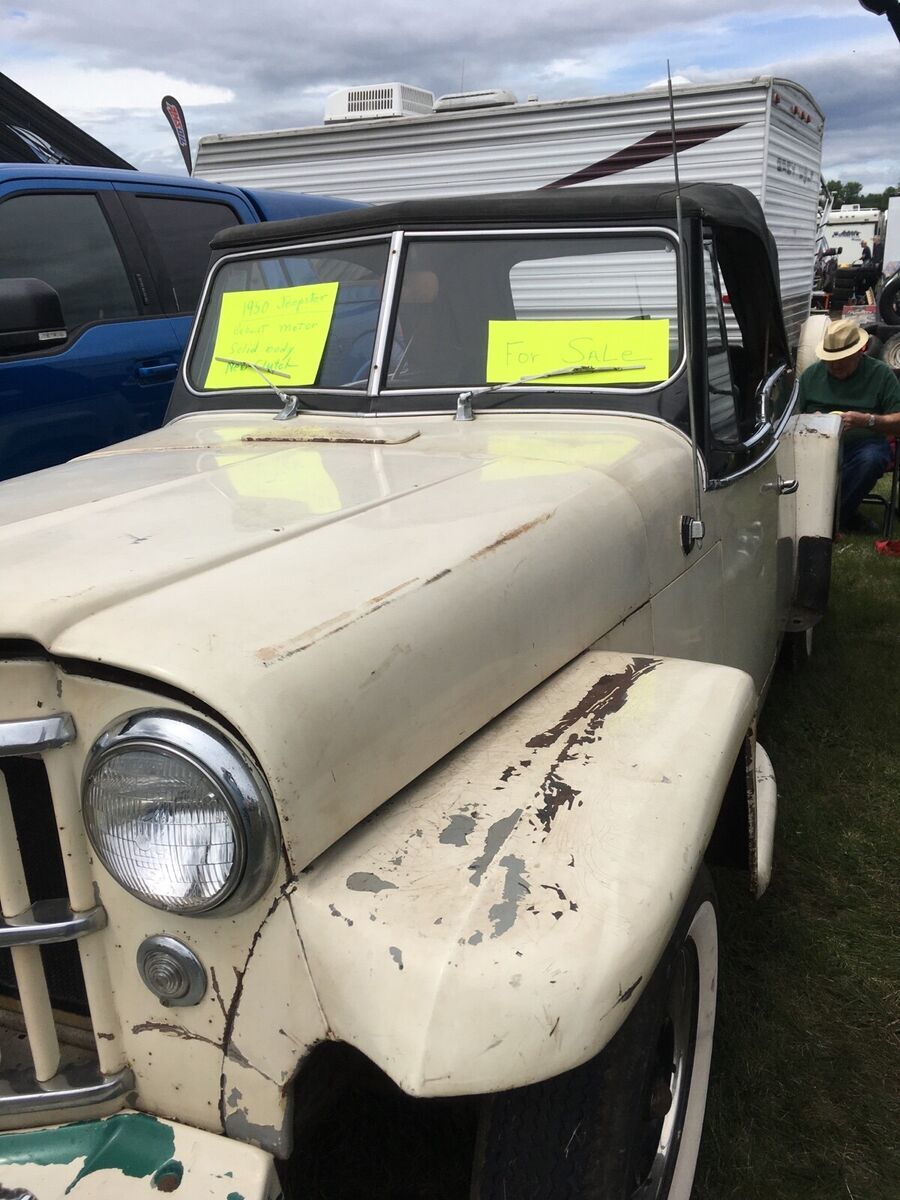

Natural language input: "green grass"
[695,529,900,1200]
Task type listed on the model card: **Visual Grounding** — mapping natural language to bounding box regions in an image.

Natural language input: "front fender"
[292,650,757,1096]
[789,412,841,616]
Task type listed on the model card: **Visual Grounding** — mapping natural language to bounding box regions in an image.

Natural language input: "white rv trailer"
[194,77,824,346]
[823,203,885,265]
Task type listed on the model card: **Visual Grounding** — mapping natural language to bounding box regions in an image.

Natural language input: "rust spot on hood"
[472,512,553,560]
[242,429,420,446]
[256,578,419,665]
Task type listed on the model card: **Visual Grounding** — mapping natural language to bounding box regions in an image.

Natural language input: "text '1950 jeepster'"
[0,183,838,1199]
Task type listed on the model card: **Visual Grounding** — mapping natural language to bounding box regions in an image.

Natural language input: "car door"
[0,177,252,482]
[114,182,250,354]
[0,177,181,479]
[696,238,786,693]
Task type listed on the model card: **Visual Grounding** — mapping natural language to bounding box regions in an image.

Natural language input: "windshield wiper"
[214,357,302,421]
[454,363,647,421]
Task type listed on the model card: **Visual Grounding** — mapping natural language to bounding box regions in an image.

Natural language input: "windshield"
[187,230,682,416]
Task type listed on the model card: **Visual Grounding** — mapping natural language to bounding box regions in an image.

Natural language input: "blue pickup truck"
[0,165,357,480]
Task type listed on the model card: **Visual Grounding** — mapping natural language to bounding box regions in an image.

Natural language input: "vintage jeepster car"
[0,184,839,1199]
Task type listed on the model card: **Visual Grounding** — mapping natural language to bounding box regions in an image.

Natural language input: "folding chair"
[862,437,900,537]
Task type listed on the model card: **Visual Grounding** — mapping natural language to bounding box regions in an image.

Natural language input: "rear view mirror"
[0,277,66,355]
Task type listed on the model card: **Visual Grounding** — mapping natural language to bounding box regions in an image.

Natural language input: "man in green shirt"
[798,319,900,530]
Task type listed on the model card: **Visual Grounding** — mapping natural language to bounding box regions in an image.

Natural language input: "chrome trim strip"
[368,229,404,396]
[0,714,75,757]
[212,224,680,261]
[0,1064,134,1116]
[0,899,107,949]
[773,377,800,439]
[400,224,681,240]
[707,435,781,489]
[740,421,774,454]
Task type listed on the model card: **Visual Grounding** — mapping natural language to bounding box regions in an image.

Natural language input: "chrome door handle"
[763,476,798,495]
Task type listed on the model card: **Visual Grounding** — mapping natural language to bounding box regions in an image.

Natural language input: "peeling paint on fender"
[291,649,757,1098]
[488,855,529,937]
[0,1112,175,1194]
[468,810,522,886]
[347,872,398,893]
[439,813,477,846]
[527,657,660,750]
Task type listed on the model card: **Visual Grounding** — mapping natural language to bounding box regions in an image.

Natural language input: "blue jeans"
[840,437,893,528]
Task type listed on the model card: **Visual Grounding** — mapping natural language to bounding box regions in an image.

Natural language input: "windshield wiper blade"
[214,357,302,421]
[454,363,646,421]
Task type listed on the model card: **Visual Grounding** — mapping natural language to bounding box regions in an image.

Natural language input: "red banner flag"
[161,95,192,174]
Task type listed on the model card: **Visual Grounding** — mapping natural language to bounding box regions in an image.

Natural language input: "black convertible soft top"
[212,181,777,266]
[210,181,789,369]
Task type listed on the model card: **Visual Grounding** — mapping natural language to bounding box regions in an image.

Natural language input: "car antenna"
[667,62,705,553]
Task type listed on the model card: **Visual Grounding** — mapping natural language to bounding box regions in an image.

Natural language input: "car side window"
[703,241,740,443]
[132,196,242,314]
[0,192,137,330]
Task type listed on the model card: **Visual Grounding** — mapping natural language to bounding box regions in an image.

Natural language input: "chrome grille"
[0,713,132,1118]
[0,757,89,1015]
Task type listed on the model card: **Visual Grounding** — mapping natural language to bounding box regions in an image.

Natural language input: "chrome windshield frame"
[182,224,686,413]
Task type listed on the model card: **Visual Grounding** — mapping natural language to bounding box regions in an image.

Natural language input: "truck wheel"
[471,869,718,1200]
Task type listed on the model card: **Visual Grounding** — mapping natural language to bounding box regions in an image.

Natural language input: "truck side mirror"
[0,278,66,355]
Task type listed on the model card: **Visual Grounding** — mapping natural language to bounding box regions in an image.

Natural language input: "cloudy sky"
[1,1,897,190]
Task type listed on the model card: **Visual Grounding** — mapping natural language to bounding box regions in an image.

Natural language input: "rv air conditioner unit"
[434,89,518,112]
[325,84,435,123]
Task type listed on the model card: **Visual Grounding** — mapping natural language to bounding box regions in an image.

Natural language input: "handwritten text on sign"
[204,283,339,390]
[486,319,670,384]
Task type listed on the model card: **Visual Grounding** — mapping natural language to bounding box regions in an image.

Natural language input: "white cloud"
[6,63,232,115]
[0,1,894,190]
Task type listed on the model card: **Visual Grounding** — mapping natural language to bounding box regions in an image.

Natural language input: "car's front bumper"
[0,1110,280,1198]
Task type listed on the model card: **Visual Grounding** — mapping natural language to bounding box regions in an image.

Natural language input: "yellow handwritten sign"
[204,283,339,390]
[486,319,671,385]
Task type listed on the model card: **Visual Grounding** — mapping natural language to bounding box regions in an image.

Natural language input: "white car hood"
[0,411,695,866]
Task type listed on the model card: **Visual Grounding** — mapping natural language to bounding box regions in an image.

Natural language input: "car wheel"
[471,869,718,1200]
[880,332,900,376]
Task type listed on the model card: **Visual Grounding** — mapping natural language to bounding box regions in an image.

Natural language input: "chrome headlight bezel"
[82,710,280,917]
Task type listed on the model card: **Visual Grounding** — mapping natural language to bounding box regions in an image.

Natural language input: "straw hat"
[816,319,868,361]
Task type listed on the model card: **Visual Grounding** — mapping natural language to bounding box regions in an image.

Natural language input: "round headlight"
[83,712,279,916]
